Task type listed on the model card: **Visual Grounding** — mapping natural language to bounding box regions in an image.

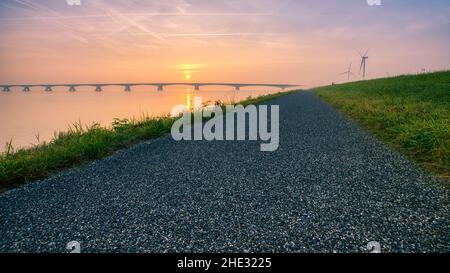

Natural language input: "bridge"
[0,83,300,92]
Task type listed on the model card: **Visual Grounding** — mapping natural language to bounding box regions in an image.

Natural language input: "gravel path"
[1,91,449,253]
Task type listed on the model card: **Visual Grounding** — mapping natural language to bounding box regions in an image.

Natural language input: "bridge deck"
[1,83,299,92]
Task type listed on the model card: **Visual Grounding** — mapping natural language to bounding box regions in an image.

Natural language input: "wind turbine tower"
[359,50,369,80]
[340,62,355,81]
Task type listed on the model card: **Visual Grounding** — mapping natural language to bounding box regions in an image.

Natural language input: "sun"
[184,73,192,80]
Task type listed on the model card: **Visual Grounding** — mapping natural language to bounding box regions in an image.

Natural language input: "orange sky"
[0,0,449,87]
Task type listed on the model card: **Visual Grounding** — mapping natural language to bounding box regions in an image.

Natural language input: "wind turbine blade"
[360,59,364,74]
[364,48,370,56]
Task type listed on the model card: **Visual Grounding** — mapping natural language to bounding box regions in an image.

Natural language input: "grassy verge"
[0,91,297,191]
[315,71,450,182]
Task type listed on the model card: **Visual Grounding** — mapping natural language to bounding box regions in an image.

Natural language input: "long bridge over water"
[1,83,299,92]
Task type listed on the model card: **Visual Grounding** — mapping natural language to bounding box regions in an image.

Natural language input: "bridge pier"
[45,86,53,92]
[235,86,241,91]
[124,85,131,92]
[2,86,11,92]
[194,84,200,91]
[95,85,103,92]
[157,85,164,92]
[23,86,31,92]
[68,86,76,92]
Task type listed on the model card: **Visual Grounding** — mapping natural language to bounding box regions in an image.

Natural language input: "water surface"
[0,86,279,151]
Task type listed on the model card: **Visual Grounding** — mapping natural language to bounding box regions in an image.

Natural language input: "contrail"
[0,13,272,22]
[162,33,283,38]
[104,8,172,46]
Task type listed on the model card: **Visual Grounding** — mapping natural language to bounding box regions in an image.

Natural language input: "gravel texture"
[1,91,449,253]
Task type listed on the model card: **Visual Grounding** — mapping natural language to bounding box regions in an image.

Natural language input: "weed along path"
[1,91,449,253]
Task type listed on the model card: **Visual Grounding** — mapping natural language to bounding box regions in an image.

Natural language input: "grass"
[315,71,450,182]
[0,91,297,191]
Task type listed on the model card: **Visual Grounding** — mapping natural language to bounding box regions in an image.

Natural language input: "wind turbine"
[340,62,355,81]
[359,49,369,80]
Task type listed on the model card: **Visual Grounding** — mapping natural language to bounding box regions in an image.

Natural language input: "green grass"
[0,91,297,191]
[315,71,450,182]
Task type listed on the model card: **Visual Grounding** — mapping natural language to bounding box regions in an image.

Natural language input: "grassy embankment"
[315,71,450,182]
[0,91,297,191]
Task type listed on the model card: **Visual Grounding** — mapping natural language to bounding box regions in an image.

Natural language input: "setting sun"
[184,74,192,80]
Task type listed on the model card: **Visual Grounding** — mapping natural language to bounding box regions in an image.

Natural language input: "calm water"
[0,86,279,151]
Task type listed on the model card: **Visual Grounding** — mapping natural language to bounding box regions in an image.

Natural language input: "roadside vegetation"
[0,91,297,191]
[315,71,450,182]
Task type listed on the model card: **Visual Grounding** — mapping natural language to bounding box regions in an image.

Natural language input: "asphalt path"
[1,91,448,253]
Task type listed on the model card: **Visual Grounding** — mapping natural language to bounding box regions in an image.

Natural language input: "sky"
[0,0,449,87]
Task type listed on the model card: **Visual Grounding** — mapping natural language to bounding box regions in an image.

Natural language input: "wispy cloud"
[162,33,283,37]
